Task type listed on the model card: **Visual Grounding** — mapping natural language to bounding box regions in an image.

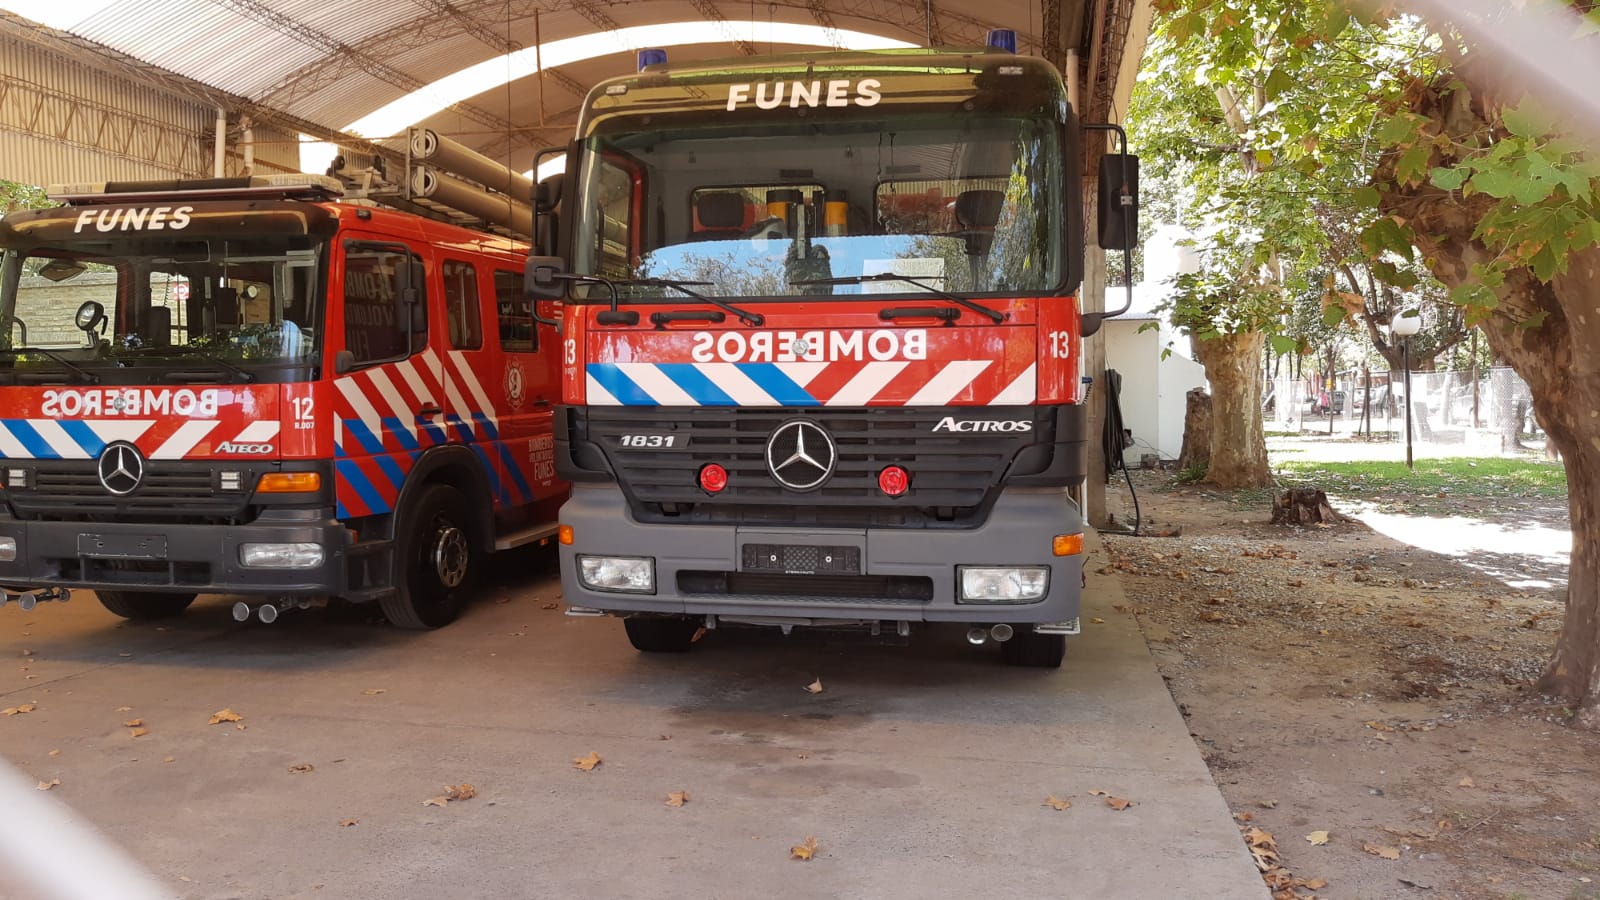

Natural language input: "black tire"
[381,484,479,630]
[96,590,196,621]
[1002,627,1067,668]
[624,616,700,653]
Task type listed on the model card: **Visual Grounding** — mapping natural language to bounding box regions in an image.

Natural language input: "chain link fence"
[1264,366,1550,457]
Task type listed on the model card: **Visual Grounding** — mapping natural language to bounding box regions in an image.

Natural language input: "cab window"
[495,270,536,352]
[442,259,483,350]
[343,242,425,365]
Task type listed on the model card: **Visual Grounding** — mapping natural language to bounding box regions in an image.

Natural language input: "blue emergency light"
[637,48,668,71]
[986,29,1017,53]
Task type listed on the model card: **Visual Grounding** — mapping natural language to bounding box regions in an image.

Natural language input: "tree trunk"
[1193,331,1273,488]
[1177,387,1212,473]
[1271,489,1344,526]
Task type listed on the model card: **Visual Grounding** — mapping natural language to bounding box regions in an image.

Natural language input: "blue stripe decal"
[7,421,59,459]
[586,364,656,406]
[419,421,449,446]
[471,412,500,441]
[471,444,510,504]
[654,364,735,406]
[58,420,108,457]
[334,441,348,458]
[335,498,349,519]
[445,415,475,443]
[335,459,389,514]
[495,441,534,503]
[733,363,819,406]
[381,418,420,451]
[373,454,408,495]
[341,419,385,455]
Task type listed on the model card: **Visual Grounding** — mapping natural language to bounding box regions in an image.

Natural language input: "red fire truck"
[529,35,1137,666]
[0,174,564,628]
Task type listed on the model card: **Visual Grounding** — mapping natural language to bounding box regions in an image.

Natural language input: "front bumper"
[0,513,350,596]
[558,483,1084,623]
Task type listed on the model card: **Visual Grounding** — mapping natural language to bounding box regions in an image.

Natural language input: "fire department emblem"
[504,360,527,409]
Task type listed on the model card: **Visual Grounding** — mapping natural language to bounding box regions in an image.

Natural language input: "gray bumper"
[0,515,350,596]
[558,484,1084,623]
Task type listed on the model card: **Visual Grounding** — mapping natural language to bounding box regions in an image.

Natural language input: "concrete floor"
[0,546,1266,900]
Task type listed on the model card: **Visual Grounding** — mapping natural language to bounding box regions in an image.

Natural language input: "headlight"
[239,542,324,569]
[577,555,655,593]
[958,566,1049,603]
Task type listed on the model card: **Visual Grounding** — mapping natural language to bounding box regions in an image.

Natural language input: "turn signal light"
[878,465,910,497]
[699,463,728,493]
[1053,533,1084,556]
[558,525,575,546]
[257,472,321,493]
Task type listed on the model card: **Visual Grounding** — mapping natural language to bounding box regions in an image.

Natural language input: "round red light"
[878,465,909,496]
[699,463,728,493]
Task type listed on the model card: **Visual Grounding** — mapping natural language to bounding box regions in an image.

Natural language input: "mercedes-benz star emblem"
[97,442,144,496]
[765,420,837,492]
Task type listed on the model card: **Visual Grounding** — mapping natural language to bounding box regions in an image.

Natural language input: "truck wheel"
[1002,627,1066,668]
[96,591,196,621]
[382,484,478,630]
[624,616,699,653]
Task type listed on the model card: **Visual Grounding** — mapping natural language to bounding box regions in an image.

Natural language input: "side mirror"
[333,349,356,374]
[396,256,420,305]
[525,255,567,300]
[1097,153,1140,250]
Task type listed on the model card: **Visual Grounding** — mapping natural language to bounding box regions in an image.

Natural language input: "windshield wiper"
[0,347,100,383]
[119,346,254,383]
[614,278,765,327]
[788,273,1006,324]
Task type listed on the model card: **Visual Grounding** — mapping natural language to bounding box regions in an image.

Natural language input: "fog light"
[219,470,243,491]
[576,555,655,593]
[239,542,324,569]
[7,469,25,488]
[958,566,1049,603]
[699,463,728,493]
[878,465,909,496]
[0,537,15,562]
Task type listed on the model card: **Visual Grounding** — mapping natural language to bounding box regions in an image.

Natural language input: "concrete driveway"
[0,546,1265,900]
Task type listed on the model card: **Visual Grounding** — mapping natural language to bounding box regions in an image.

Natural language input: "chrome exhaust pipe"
[257,604,279,624]
[18,594,36,611]
[990,623,1014,643]
[231,602,251,623]
[966,627,988,646]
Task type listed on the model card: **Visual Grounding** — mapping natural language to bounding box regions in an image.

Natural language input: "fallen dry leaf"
[163,756,175,763]
[1458,776,1475,788]
[422,796,448,807]
[1043,795,1071,811]
[130,727,148,738]
[36,778,60,791]
[1258,799,1278,809]
[1234,811,1254,822]
[803,679,824,695]
[360,689,385,696]
[572,752,602,772]
[1364,720,1394,732]
[339,819,358,827]
[48,749,59,757]
[1301,878,1328,890]
[1197,610,1225,623]
[115,706,132,712]
[1363,843,1401,860]
[1306,830,1330,846]
[541,602,560,610]
[446,784,476,801]
[2,703,36,716]
[20,649,33,657]
[123,719,143,728]
[1103,796,1135,811]
[790,836,819,861]
[1090,617,1105,624]
[208,708,243,725]
[666,790,690,807]
[288,763,314,774]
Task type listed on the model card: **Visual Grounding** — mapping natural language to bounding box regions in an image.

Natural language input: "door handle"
[534,396,552,407]
[416,403,442,417]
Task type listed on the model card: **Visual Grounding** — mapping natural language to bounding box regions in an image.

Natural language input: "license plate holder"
[77,533,168,560]
[741,543,860,575]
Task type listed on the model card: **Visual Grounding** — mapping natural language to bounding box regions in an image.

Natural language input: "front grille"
[678,570,934,603]
[582,406,1046,528]
[4,460,252,522]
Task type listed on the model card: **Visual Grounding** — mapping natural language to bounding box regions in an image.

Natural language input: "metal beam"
[687,0,760,55]
[0,75,204,175]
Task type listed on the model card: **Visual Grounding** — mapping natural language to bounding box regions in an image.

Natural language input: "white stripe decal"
[990,364,1037,405]
[151,421,218,459]
[696,363,778,406]
[31,420,90,459]
[776,362,829,388]
[422,348,444,384]
[619,364,698,407]
[826,362,909,406]
[439,366,472,425]
[233,421,281,443]
[585,373,620,406]
[336,377,385,431]
[449,351,498,420]
[396,356,434,408]
[366,369,418,437]
[88,420,156,446]
[0,424,29,458]
[908,360,993,406]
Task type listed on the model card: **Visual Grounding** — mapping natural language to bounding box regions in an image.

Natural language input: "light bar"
[637,48,668,71]
[986,29,1017,53]
[47,174,344,204]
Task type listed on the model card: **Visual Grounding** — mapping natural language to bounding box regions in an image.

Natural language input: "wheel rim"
[430,521,470,589]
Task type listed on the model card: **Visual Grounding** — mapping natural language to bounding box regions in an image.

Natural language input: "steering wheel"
[740,216,786,240]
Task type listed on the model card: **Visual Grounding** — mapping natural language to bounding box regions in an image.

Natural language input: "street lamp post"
[1391,312,1422,470]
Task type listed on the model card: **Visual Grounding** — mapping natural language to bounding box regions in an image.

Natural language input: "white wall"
[1104,317,1210,467]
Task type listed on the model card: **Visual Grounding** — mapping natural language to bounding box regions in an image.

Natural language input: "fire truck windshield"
[569,112,1063,302]
[0,236,325,384]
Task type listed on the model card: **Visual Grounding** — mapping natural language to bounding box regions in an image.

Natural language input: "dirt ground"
[1101,451,1596,900]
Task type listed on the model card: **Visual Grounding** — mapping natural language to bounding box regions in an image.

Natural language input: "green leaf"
[1501,102,1549,140]
[1396,144,1433,185]
[1263,67,1295,100]
[1360,217,1415,261]
[1374,114,1421,147]
[1255,148,1275,168]
[1531,244,1561,282]
[1469,168,1518,199]
[1429,166,1468,191]
[1510,175,1555,205]
[1351,185,1382,209]
[1320,305,1348,329]
[1370,260,1420,289]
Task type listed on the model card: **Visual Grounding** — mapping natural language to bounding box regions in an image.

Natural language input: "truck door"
[490,268,559,500]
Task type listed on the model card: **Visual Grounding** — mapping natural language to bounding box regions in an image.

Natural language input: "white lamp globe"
[1391,311,1422,338]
